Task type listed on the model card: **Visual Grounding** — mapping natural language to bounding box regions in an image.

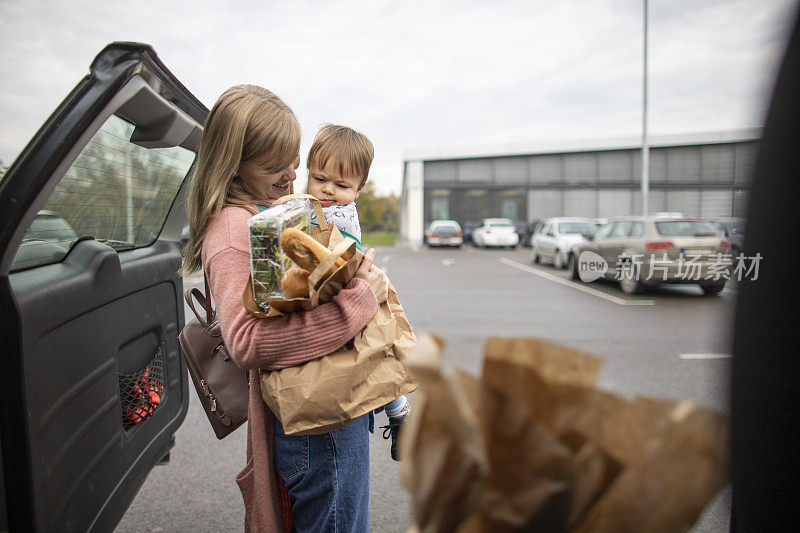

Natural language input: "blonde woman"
[182,85,388,532]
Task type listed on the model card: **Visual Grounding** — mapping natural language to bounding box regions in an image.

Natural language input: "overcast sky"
[0,0,796,195]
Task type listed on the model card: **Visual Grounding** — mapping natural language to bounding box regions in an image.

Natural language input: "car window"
[593,222,615,240]
[655,220,719,237]
[546,225,555,237]
[559,222,597,235]
[630,221,645,237]
[432,223,460,235]
[610,221,633,237]
[11,114,195,271]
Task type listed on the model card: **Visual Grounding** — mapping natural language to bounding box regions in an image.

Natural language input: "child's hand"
[355,248,375,279]
[355,248,389,303]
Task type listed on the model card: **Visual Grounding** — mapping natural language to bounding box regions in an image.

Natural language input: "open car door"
[0,43,206,532]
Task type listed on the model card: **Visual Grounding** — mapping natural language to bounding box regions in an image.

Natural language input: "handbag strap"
[272,193,329,232]
[203,274,213,323]
[185,273,215,325]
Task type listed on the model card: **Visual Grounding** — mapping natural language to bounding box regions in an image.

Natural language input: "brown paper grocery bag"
[481,337,728,532]
[399,335,490,533]
[259,285,417,435]
[401,334,728,533]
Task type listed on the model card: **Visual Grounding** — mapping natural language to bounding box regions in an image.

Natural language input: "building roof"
[402,128,761,161]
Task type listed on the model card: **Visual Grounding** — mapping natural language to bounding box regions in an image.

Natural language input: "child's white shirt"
[310,202,362,243]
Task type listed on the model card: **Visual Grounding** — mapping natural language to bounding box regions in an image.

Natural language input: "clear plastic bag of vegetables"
[247,198,311,311]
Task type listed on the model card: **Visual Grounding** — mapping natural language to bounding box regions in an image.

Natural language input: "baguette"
[281,267,310,298]
[280,227,345,273]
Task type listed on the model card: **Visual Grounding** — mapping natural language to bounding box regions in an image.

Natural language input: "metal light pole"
[641,0,650,215]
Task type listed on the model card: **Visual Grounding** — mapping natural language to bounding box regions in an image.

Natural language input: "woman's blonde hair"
[180,85,301,275]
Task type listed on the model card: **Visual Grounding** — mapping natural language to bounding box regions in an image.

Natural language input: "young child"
[306,124,410,461]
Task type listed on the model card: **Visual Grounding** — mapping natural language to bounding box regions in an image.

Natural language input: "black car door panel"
[14,242,186,532]
[0,43,207,532]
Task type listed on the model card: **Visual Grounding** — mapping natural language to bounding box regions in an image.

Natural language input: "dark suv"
[708,217,745,256]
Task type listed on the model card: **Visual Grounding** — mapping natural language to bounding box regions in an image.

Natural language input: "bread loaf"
[281,267,310,298]
[280,227,345,274]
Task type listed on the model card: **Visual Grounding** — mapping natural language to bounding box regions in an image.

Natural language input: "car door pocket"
[118,340,166,430]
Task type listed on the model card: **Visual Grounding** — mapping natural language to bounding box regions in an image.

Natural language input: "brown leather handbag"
[179,275,250,439]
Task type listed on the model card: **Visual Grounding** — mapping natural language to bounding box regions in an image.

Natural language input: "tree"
[357,182,399,233]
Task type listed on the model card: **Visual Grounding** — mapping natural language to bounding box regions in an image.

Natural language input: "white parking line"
[679,353,732,359]
[442,258,455,267]
[499,257,656,306]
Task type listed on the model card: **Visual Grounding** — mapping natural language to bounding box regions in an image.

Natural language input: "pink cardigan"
[202,205,378,532]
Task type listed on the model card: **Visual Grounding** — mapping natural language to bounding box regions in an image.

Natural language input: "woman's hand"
[355,248,389,303]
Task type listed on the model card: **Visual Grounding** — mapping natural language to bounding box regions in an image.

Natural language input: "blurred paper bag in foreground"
[401,335,728,533]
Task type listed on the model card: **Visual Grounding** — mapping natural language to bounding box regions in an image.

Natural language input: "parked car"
[179,224,190,251]
[12,210,81,270]
[708,217,745,257]
[531,217,597,269]
[425,219,463,247]
[26,210,79,246]
[462,221,480,244]
[471,218,519,248]
[520,218,546,248]
[0,43,201,530]
[568,216,732,295]
[514,221,528,239]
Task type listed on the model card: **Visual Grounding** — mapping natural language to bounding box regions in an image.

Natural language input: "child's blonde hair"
[307,124,374,186]
[181,84,301,275]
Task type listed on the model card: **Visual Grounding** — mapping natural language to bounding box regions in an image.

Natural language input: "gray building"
[399,129,759,245]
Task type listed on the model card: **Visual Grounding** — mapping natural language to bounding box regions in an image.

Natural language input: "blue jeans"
[383,395,408,417]
[272,413,370,532]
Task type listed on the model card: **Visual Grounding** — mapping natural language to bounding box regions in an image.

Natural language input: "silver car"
[425,219,463,247]
[568,216,733,295]
[531,217,597,269]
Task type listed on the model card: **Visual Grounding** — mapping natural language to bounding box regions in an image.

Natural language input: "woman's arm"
[206,245,378,371]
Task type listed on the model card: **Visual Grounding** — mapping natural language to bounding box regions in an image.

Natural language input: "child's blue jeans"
[383,396,408,417]
[272,413,370,532]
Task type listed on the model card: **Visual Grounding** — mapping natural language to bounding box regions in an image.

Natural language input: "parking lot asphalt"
[117,244,733,532]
